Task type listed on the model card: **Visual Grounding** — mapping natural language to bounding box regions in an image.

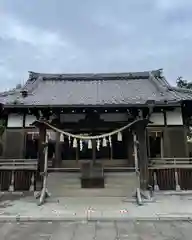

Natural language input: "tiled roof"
[0,90,21,105]
[166,86,192,100]
[1,69,192,107]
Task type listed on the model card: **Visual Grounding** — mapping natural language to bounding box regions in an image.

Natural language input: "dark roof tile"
[2,69,192,106]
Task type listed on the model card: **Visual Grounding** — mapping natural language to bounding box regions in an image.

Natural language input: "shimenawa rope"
[36,119,141,140]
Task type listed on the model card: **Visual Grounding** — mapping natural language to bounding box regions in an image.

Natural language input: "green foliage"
[176,76,192,89]
[176,77,192,142]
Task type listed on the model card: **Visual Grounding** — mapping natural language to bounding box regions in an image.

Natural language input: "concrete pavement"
[1,193,192,221]
[0,221,191,239]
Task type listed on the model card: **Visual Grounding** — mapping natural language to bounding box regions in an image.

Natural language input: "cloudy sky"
[0,0,192,90]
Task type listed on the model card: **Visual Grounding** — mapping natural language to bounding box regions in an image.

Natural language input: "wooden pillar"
[127,131,134,168]
[136,122,149,190]
[163,128,170,157]
[163,109,170,158]
[54,132,62,168]
[92,140,96,164]
[38,124,46,175]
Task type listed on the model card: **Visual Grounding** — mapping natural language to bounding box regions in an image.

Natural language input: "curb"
[0,215,191,222]
[0,215,87,222]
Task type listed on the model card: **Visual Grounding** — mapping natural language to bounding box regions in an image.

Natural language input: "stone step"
[47,172,137,197]
[47,173,137,186]
[48,189,135,197]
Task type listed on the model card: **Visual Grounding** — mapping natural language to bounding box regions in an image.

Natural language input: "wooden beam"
[135,120,149,190]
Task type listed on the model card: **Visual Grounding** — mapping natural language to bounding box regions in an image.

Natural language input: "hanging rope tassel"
[109,135,112,147]
[73,138,77,148]
[68,136,71,145]
[80,139,83,151]
[102,137,107,147]
[155,131,158,139]
[96,139,101,151]
[60,133,64,142]
[117,131,122,141]
[88,139,92,149]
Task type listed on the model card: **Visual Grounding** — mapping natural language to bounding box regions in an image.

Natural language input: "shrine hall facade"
[1,69,192,175]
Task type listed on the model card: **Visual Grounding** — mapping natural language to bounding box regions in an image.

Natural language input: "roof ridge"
[149,71,169,94]
[28,69,162,80]
[22,75,43,94]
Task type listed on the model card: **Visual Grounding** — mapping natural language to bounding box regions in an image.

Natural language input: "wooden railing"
[0,157,192,192]
[0,159,38,170]
[148,158,192,191]
[0,159,38,192]
[149,158,192,169]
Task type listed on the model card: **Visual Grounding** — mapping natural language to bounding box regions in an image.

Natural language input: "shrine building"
[1,69,192,192]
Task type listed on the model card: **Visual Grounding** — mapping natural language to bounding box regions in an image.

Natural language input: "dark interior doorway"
[25,132,39,159]
[148,131,163,158]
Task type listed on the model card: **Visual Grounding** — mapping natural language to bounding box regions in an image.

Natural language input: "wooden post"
[174,158,181,191]
[163,110,170,158]
[29,172,35,192]
[92,139,96,165]
[154,171,159,191]
[9,170,14,192]
[133,133,143,205]
[127,130,134,168]
[136,121,149,190]
[163,128,170,158]
[54,132,62,168]
[37,124,46,176]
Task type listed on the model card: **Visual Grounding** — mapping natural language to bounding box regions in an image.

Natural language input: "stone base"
[80,162,104,188]
[81,177,105,188]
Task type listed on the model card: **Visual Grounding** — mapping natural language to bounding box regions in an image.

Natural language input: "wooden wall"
[1,107,189,161]
[3,129,25,159]
[167,127,188,158]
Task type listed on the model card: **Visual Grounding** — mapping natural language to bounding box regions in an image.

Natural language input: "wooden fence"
[148,158,192,190]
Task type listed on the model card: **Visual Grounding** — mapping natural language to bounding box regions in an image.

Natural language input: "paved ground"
[0,220,192,239]
[1,193,192,221]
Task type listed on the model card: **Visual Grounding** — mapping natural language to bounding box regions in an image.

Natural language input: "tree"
[177,77,192,142]
[176,76,192,89]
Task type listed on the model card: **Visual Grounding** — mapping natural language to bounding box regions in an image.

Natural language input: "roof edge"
[3,102,182,108]
[168,86,192,94]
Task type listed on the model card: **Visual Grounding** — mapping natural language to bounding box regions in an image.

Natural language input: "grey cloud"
[0,0,192,90]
